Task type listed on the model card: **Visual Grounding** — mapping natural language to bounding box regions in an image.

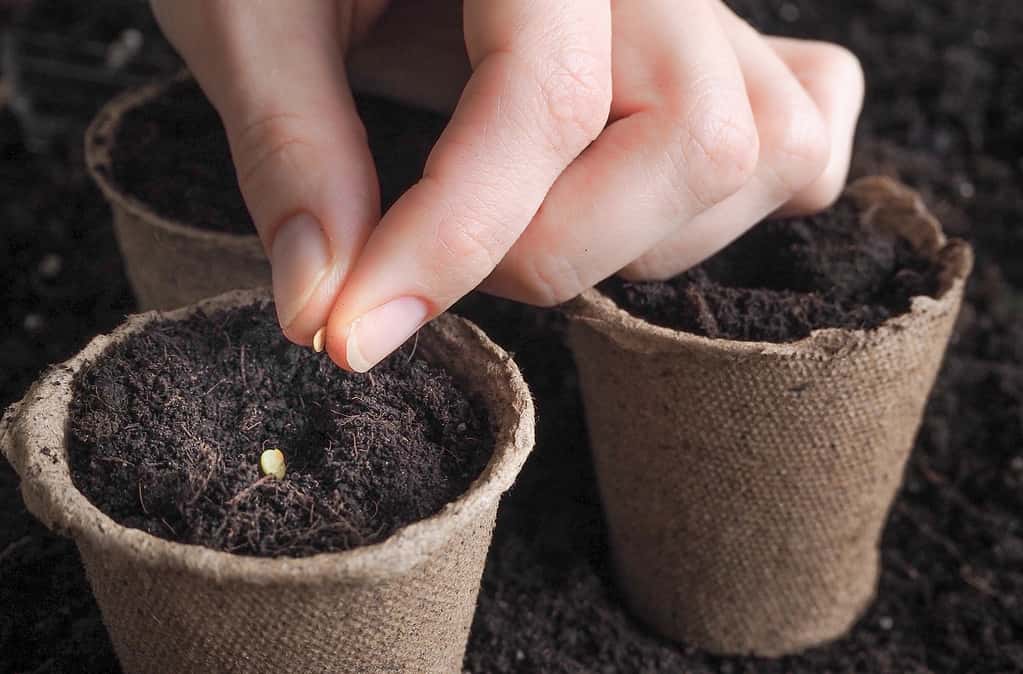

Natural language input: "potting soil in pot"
[67,301,493,557]
[599,198,943,342]
[108,80,445,234]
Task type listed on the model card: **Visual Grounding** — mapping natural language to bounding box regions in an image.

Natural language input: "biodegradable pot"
[565,177,974,657]
[85,75,270,311]
[1,289,535,674]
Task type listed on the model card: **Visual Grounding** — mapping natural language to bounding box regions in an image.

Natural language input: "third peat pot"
[566,177,974,656]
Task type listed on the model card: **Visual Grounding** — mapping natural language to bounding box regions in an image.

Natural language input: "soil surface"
[110,80,445,235]
[1,0,1022,672]
[600,198,941,341]
[67,301,491,557]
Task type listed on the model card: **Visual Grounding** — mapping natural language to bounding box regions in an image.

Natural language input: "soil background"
[1,1,1021,672]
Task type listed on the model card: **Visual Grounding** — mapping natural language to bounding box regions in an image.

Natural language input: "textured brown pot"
[565,177,973,657]
[1,289,535,674]
[85,74,270,310]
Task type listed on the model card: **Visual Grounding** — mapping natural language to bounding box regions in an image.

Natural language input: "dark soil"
[109,79,445,235]
[600,198,941,342]
[1,0,1022,672]
[7,0,182,149]
[730,0,1023,288]
[67,301,491,558]
[1,92,132,674]
[457,273,1023,674]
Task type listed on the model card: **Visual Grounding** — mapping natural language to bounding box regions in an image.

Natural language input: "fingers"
[622,7,837,280]
[768,37,865,215]
[150,0,381,344]
[481,0,759,306]
[322,0,613,371]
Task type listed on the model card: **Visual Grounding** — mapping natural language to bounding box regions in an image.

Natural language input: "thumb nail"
[270,213,332,329]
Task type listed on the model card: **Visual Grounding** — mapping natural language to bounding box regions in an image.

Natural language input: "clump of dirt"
[67,301,492,558]
[599,198,941,342]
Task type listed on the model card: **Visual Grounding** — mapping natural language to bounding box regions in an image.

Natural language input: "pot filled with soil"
[565,176,974,657]
[84,73,269,311]
[0,289,534,674]
[84,73,444,310]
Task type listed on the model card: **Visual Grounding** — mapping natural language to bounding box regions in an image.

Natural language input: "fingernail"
[346,297,430,373]
[270,213,332,329]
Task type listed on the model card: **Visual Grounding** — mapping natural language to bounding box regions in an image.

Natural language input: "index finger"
[323,0,613,371]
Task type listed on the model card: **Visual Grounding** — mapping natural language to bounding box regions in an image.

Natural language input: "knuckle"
[434,223,505,292]
[424,182,513,293]
[819,44,866,98]
[677,94,760,207]
[535,46,612,156]
[765,98,831,193]
[229,112,319,191]
[521,253,587,307]
[795,168,847,212]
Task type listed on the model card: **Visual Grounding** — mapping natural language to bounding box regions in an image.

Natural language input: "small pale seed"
[312,327,326,353]
[259,448,286,479]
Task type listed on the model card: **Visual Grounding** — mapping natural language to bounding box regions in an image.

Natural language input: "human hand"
[151,0,864,371]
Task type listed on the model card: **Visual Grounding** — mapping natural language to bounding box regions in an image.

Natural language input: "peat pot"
[85,75,269,311]
[1,289,535,674]
[566,177,973,656]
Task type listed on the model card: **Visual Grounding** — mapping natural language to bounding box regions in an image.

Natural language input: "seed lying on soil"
[259,448,286,479]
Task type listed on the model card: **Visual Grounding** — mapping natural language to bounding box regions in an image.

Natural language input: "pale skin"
[151,0,865,372]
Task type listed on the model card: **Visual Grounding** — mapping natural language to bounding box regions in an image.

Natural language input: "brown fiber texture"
[85,74,271,311]
[565,177,973,657]
[0,289,535,674]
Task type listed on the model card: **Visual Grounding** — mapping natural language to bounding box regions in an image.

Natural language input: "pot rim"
[84,71,265,259]
[566,176,974,360]
[1,289,535,585]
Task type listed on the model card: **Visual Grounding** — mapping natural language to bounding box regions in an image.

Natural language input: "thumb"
[151,0,379,344]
